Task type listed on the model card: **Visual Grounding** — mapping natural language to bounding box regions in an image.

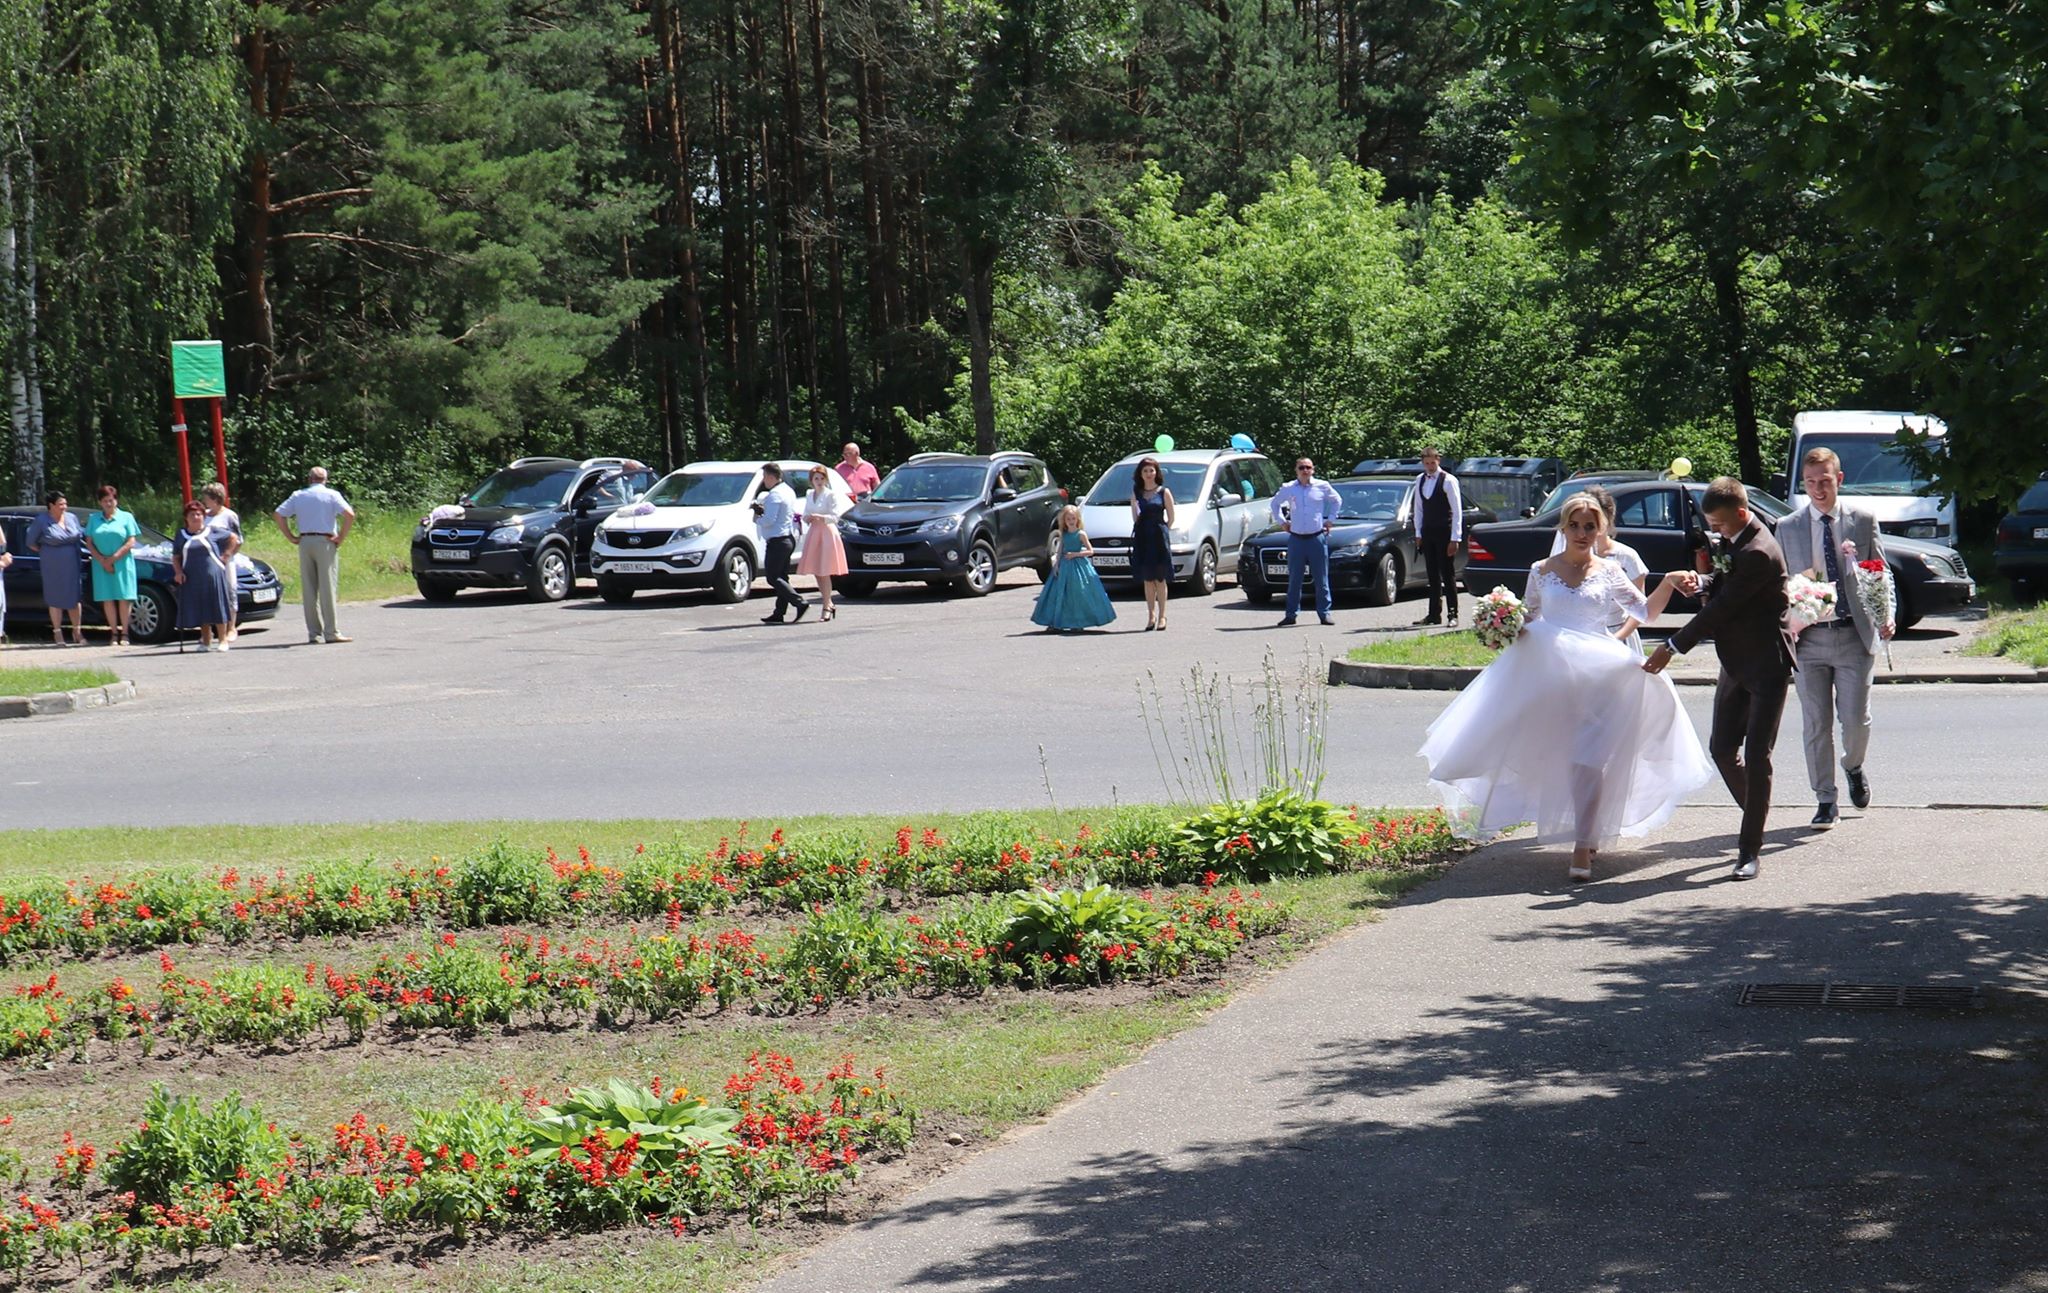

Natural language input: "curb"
[1328,659,2048,691]
[0,678,138,720]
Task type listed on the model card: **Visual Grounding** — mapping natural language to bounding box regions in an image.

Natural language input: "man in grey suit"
[1777,446,1893,829]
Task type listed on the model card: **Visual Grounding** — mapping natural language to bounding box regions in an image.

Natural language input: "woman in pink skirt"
[796,465,853,620]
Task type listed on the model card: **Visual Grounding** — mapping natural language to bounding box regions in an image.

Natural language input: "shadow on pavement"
[864,853,2048,1293]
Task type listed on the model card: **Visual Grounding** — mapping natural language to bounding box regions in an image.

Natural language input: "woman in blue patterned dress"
[172,500,235,651]
[1031,506,1117,633]
[27,491,87,645]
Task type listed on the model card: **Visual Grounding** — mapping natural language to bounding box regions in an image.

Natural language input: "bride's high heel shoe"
[1568,847,1594,884]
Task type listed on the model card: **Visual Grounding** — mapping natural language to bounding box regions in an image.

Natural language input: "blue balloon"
[1229,433,1256,452]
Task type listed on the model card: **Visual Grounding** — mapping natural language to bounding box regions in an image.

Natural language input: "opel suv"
[412,457,655,602]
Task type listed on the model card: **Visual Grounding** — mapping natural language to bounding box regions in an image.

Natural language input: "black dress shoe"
[760,614,787,624]
[1846,768,1870,810]
[1810,802,1839,830]
[1732,854,1761,880]
[1276,617,1298,628]
[792,601,810,623]
[1415,615,1442,627]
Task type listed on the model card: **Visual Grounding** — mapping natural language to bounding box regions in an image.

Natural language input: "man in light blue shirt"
[1269,457,1342,626]
[753,463,808,623]
[273,466,356,644]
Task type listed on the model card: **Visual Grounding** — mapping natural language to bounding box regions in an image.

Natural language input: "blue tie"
[1821,512,1850,624]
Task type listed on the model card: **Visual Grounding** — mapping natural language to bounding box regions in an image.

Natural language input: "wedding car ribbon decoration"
[426,504,465,523]
[1471,586,1527,651]
[1783,573,1839,637]
[1843,540,1897,668]
[616,501,657,518]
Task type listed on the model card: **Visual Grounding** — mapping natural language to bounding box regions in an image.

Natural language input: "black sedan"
[1993,474,2048,597]
[1,508,284,645]
[1463,477,1973,629]
[1238,476,1494,606]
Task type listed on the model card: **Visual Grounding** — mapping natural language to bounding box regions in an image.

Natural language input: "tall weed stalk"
[1139,648,1329,805]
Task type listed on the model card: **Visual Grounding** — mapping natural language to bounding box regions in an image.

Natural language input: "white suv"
[590,460,850,603]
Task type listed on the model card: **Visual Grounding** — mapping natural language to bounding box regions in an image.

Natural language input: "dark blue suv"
[411,457,655,602]
[836,452,1064,597]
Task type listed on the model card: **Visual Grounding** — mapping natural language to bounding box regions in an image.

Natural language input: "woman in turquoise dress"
[86,485,142,645]
[1032,506,1117,633]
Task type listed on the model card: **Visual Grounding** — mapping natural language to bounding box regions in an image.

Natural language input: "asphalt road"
[4,574,2042,829]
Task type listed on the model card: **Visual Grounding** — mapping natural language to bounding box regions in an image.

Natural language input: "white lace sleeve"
[1525,563,1545,618]
[1606,561,1650,623]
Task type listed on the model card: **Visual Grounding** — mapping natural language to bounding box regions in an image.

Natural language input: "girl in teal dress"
[86,485,142,645]
[1031,506,1117,633]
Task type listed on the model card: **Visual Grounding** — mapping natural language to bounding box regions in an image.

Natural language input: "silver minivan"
[1077,449,1282,594]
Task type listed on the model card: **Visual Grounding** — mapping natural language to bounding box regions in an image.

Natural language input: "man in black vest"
[1413,448,1463,625]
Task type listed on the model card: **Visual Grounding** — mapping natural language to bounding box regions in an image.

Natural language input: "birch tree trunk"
[2,148,45,504]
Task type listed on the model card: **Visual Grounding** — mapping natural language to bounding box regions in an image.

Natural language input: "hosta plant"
[526,1078,743,1164]
[1177,788,1356,878]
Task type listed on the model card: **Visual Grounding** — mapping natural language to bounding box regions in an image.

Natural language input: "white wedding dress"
[1420,559,1714,848]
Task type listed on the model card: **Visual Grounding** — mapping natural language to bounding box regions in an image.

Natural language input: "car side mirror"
[992,486,1018,502]
[1521,506,1537,519]
[1769,472,1790,496]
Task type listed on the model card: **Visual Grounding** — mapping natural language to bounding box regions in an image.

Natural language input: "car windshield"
[465,466,578,509]
[1745,488,1792,520]
[1085,462,1210,505]
[1334,481,1407,520]
[1798,434,1936,497]
[872,464,989,503]
[643,472,754,507]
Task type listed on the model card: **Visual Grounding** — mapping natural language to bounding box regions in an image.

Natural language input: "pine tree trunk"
[852,49,892,447]
[751,9,794,456]
[1710,255,1765,486]
[808,0,852,440]
[779,0,822,459]
[963,240,997,455]
[659,0,714,460]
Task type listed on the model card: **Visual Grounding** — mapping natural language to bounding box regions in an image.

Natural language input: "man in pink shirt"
[835,442,881,500]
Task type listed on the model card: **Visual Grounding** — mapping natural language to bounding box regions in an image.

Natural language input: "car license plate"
[1093,553,1128,568]
[251,588,278,604]
[607,560,659,573]
[431,548,473,562]
[2034,528,2048,540]
[864,551,905,566]
[1263,563,1289,579]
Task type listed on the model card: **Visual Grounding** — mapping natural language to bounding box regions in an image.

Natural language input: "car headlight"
[1329,543,1367,560]
[917,515,962,536]
[487,524,525,544]
[1902,521,1941,540]
[412,524,428,541]
[674,523,708,540]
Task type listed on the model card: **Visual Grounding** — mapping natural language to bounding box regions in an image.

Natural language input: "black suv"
[838,452,1064,596]
[412,456,656,602]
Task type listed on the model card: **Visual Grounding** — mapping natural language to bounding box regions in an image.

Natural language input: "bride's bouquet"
[1471,587,1527,652]
[1784,573,1838,636]
[1843,541,1896,668]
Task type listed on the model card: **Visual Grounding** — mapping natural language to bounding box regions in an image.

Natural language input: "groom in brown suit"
[1644,477,1795,879]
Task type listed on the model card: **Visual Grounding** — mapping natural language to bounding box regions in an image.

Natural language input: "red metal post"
[209,397,230,496]
[172,397,194,507]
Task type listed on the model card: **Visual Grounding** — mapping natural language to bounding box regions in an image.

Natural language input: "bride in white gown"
[1420,494,1714,882]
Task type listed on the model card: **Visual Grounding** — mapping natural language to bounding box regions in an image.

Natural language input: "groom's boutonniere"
[1710,540,1732,576]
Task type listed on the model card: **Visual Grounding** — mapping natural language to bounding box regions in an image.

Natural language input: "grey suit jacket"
[1778,503,1886,653]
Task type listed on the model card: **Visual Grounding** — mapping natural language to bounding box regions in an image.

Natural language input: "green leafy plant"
[105,1088,288,1205]
[526,1079,742,1165]
[1004,884,1166,959]
[1177,788,1356,878]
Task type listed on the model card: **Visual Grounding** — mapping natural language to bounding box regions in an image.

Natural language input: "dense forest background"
[1,0,2042,514]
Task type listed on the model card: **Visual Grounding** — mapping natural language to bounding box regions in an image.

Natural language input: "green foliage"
[1177,788,1356,878]
[527,1080,742,1162]
[105,1087,288,1205]
[452,842,565,926]
[1004,883,1166,959]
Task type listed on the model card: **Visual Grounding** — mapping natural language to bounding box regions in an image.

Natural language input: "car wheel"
[129,583,175,645]
[416,578,459,603]
[526,545,572,602]
[1034,534,1058,583]
[839,577,876,598]
[1179,543,1218,597]
[1894,580,1921,632]
[955,539,998,597]
[597,578,635,605]
[711,545,755,603]
[1364,552,1399,607]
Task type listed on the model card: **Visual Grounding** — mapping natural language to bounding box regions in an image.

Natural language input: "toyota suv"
[412,456,656,602]
[837,452,1064,596]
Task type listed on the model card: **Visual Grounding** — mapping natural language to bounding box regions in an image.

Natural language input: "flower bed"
[0,1053,911,1277]
[7,882,1288,1060]
[0,807,1454,966]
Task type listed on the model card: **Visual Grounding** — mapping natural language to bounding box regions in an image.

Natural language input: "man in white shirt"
[1777,446,1891,829]
[273,466,356,644]
[1412,448,1463,626]
[1269,458,1342,626]
[753,463,808,623]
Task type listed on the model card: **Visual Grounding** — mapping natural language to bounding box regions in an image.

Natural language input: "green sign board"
[170,340,227,399]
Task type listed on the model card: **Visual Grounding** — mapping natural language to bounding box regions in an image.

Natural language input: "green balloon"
[1154,434,1175,453]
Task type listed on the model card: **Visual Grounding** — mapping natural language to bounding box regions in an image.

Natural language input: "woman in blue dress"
[1128,457,1176,631]
[171,500,235,652]
[1032,506,1117,633]
[27,491,87,645]
[86,485,142,645]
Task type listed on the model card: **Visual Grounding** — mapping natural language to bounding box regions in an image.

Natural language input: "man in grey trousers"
[273,466,357,644]
[1778,446,1892,829]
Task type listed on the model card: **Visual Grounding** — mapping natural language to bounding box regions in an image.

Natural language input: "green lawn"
[239,507,421,604]
[1965,608,2048,667]
[1345,631,1496,668]
[0,664,121,696]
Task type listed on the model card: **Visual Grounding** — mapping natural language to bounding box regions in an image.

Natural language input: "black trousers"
[1422,530,1458,620]
[763,535,805,615]
[1709,669,1790,858]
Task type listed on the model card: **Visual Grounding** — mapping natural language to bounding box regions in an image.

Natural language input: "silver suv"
[1076,449,1282,595]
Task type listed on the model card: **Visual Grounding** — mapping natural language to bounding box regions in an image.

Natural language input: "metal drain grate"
[1738,982,1986,1011]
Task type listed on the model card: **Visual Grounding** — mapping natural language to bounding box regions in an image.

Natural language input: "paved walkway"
[754,807,2048,1293]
